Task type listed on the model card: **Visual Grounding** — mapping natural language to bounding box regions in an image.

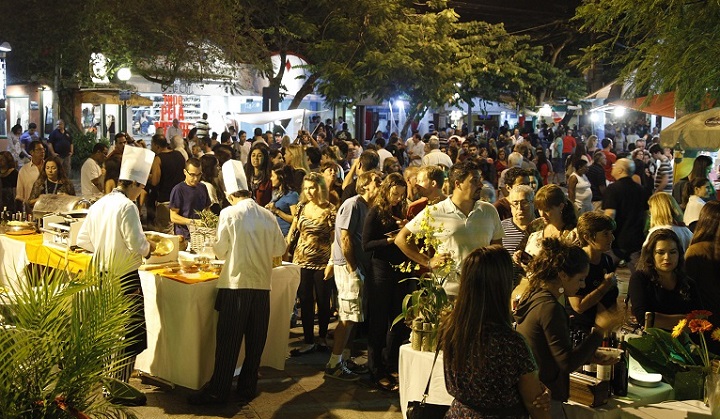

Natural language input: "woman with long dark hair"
[361,173,409,391]
[535,148,552,186]
[28,156,75,206]
[569,212,619,334]
[673,155,714,209]
[629,229,702,330]
[515,238,622,416]
[441,246,550,418]
[244,144,272,206]
[685,201,720,353]
[683,177,712,231]
[266,163,299,237]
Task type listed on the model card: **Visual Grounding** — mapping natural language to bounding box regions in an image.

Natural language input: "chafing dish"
[41,214,85,248]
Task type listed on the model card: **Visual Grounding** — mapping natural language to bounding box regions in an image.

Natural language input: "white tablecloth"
[620,400,712,418]
[398,344,675,419]
[0,235,30,290]
[134,263,300,390]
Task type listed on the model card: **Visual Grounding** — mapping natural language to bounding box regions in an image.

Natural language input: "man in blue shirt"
[169,157,211,240]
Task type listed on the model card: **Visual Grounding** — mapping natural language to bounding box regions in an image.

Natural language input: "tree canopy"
[574,0,720,111]
[0,0,587,134]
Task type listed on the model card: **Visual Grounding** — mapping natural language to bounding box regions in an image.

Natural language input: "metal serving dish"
[5,221,37,235]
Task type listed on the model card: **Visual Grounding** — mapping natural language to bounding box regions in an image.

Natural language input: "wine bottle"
[611,335,629,396]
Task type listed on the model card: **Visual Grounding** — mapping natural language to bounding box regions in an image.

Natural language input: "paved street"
[129,322,403,419]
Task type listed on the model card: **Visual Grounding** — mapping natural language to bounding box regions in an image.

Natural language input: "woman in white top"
[524,184,578,257]
[643,192,693,252]
[684,177,711,231]
[568,157,593,215]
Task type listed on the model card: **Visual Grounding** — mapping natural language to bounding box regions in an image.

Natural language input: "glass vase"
[706,371,720,414]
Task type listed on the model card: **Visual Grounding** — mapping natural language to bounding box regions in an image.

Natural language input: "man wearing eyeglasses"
[494,167,533,221]
[16,140,46,211]
[169,158,211,241]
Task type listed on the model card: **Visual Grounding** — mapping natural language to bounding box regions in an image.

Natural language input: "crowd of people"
[5,113,720,415]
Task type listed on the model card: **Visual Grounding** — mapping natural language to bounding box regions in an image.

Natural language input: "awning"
[610,92,676,118]
[78,90,153,106]
[584,83,625,101]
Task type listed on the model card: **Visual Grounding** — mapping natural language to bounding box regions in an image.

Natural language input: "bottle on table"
[611,334,629,396]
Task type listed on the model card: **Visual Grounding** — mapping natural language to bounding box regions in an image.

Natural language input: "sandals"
[290,344,317,357]
[374,375,399,392]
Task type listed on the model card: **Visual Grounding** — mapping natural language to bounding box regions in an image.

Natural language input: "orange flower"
[712,329,720,342]
[688,319,713,334]
[687,310,713,320]
[672,319,687,338]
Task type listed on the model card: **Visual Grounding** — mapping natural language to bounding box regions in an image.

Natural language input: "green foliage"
[71,133,109,172]
[392,208,454,329]
[573,0,720,111]
[0,258,138,418]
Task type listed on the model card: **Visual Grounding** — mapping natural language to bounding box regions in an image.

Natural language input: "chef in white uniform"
[77,146,156,384]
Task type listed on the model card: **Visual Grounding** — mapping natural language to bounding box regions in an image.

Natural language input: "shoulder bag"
[406,346,450,419]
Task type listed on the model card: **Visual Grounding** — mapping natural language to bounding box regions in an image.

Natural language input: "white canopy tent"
[233,109,311,139]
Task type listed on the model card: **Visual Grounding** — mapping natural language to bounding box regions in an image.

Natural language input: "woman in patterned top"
[440,245,550,418]
[28,156,75,207]
[288,172,336,356]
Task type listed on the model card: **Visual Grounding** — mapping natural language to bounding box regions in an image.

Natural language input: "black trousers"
[367,259,413,375]
[205,288,270,399]
[119,270,147,358]
[298,267,331,344]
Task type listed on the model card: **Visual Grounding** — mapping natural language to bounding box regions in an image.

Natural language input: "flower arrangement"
[393,209,455,350]
[672,310,720,369]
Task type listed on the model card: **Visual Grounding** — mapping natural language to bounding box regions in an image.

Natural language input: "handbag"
[286,203,304,256]
[406,346,450,419]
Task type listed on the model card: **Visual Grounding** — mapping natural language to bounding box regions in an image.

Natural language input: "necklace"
[46,180,60,194]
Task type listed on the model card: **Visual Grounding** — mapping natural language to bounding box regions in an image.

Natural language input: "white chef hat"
[222,159,248,195]
[119,146,155,185]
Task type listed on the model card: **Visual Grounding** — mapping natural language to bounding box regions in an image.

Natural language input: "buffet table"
[0,234,91,290]
[134,263,301,390]
[399,344,679,419]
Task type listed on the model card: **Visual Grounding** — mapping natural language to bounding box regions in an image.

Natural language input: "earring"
[558,287,565,294]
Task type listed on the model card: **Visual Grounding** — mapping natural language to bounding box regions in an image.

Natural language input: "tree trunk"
[400,102,428,138]
[538,39,569,105]
[287,74,319,110]
[58,88,81,134]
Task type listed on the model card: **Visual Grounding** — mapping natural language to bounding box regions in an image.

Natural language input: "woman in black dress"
[361,173,409,391]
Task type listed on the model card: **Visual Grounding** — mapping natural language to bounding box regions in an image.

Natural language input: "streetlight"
[117,67,132,133]
[0,42,11,137]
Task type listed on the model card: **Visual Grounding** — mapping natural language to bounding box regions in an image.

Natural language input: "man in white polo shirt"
[421,136,453,169]
[396,160,504,296]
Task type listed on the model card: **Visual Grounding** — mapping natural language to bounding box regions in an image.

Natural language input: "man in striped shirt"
[650,143,673,193]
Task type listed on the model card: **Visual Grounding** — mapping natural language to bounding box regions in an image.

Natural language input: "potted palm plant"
[0,259,140,418]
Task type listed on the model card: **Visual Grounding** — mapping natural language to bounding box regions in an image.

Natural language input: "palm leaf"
[0,255,140,418]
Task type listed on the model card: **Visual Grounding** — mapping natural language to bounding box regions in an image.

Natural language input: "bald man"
[602,158,649,274]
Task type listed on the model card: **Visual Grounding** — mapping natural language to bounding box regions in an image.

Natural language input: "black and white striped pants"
[205,288,270,399]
